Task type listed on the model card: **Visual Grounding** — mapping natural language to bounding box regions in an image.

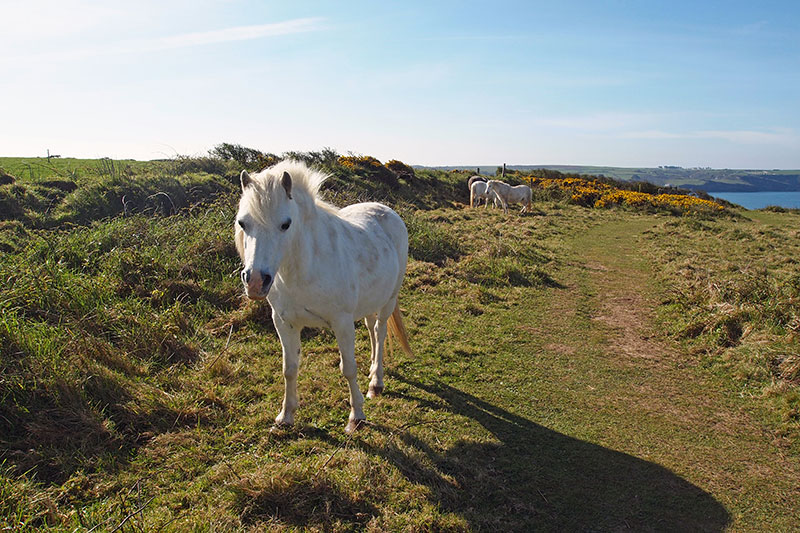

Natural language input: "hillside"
[426,164,800,192]
[1,151,799,530]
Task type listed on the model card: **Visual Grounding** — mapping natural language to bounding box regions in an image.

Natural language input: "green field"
[1,153,799,531]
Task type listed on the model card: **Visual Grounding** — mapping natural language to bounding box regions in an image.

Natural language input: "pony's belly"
[353,288,395,320]
[271,301,333,329]
[270,267,398,326]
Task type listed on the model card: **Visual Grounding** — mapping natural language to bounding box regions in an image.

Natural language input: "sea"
[711,191,800,210]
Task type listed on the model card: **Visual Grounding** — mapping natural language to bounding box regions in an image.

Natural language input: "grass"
[1,152,799,530]
[0,157,238,230]
[642,210,800,444]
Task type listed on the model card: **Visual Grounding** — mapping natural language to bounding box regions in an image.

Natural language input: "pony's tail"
[469,187,474,208]
[387,301,413,356]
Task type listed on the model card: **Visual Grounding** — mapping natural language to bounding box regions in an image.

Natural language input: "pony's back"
[468,175,486,190]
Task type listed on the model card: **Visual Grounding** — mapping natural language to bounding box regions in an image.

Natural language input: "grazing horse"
[467,175,496,208]
[486,180,532,214]
[467,174,486,190]
[235,160,413,433]
[470,180,498,208]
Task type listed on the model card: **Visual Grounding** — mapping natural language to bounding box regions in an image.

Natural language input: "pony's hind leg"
[364,314,380,398]
[333,316,366,433]
[368,300,394,398]
[273,311,301,427]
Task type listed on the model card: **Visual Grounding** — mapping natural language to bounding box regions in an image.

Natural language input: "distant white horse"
[235,160,413,433]
[486,180,532,214]
[470,180,498,208]
[467,175,486,190]
[467,175,499,208]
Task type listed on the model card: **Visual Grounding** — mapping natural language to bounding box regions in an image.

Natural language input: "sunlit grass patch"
[404,210,464,266]
[645,213,800,441]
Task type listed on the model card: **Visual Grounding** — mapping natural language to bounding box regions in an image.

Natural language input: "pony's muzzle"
[242,268,273,299]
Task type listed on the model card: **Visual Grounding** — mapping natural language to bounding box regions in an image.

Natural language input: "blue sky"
[2,1,798,168]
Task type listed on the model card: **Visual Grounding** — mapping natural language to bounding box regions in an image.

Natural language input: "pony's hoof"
[270,421,293,433]
[345,419,366,434]
[367,385,384,399]
[274,412,294,429]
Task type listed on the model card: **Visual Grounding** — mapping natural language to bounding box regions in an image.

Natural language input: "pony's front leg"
[273,312,301,427]
[332,317,366,433]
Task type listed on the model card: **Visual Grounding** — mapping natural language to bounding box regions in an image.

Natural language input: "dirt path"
[559,216,800,531]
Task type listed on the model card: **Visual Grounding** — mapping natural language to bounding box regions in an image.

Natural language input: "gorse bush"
[385,159,415,178]
[528,175,725,214]
[338,155,400,188]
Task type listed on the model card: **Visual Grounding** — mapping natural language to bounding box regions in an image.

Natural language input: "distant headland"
[421,165,800,193]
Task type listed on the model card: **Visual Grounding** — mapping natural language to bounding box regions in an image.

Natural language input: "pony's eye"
[280,219,292,231]
[238,219,246,231]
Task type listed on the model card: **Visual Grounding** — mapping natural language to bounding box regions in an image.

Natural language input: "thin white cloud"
[531,113,660,132]
[620,130,685,140]
[697,129,797,145]
[1,18,324,65]
[622,128,798,145]
[144,18,324,51]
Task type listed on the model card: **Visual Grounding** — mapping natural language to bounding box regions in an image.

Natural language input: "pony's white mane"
[241,160,337,223]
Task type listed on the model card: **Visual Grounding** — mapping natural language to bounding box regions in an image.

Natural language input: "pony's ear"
[281,171,293,199]
[240,170,252,190]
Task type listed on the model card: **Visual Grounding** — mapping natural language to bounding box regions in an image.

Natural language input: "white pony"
[235,160,413,433]
[470,180,497,208]
[485,180,532,214]
[467,175,499,208]
[467,175,486,190]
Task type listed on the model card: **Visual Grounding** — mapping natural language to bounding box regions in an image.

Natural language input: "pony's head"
[235,163,304,300]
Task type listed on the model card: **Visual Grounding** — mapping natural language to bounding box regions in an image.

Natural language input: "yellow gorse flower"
[338,155,384,169]
[530,177,724,213]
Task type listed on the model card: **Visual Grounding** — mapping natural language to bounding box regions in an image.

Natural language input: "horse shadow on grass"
[360,373,730,532]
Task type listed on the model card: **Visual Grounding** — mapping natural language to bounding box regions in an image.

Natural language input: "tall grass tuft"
[404,211,463,265]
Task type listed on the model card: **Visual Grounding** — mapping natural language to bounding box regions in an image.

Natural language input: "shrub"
[209,143,279,170]
[526,175,726,214]
[338,155,399,188]
[385,159,415,178]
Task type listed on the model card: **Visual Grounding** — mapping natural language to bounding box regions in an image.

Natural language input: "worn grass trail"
[550,215,800,531]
